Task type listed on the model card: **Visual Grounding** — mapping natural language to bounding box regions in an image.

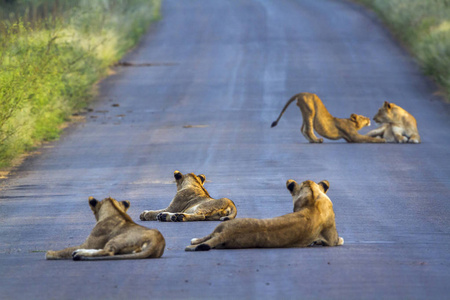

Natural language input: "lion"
[366,101,420,143]
[271,92,385,143]
[140,171,237,222]
[46,197,165,260]
[185,179,344,251]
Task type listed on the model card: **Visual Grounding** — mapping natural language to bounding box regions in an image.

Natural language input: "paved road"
[1,0,449,299]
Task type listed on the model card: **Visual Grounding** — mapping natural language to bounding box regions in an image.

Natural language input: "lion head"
[373,101,401,124]
[173,170,209,193]
[350,113,371,130]
[286,179,330,212]
[88,197,131,221]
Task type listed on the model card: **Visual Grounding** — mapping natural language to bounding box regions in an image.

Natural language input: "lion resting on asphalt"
[271,92,385,143]
[185,179,344,251]
[366,101,420,143]
[46,197,165,260]
[140,171,237,222]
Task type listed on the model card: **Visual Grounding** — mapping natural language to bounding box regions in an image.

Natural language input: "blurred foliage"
[356,0,450,99]
[0,0,80,26]
[0,0,161,166]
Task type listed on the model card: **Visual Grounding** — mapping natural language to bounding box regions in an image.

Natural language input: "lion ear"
[88,196,98,208]
[174,170,183,180]
[122,200,131,210]
[197,174,206,184]
[384,101,392,109]
[286,180,297,194]
[350,114,357,121]
[318,180,330,194]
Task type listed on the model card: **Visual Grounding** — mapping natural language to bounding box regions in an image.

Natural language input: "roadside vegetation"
[355,0,450,99]
[0,0,161,167]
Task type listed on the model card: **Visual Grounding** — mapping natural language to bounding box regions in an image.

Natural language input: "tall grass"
[355,0,450,99]
[0,0,161,167]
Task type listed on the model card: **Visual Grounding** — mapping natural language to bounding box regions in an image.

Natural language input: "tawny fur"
[271,92,385,143]
[46,197,165,261]
[366,101,420,143]
[140,171,237,222]
[185,180,344,251]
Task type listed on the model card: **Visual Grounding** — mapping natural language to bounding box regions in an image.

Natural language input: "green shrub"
[355,0,450,98]
[0,0,161,167]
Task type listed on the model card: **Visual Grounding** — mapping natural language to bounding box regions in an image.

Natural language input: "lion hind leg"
[181,200,237,222]
[391,126,408,143]
[320,226,343,247]
[220,200,237,221]
[301,117,323,143]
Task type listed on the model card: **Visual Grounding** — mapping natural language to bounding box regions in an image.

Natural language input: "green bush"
[355,0,450,98]
[0,0,161,167]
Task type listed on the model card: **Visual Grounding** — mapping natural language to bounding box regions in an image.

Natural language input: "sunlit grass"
[0,0,161,167]
[355,0,450,99]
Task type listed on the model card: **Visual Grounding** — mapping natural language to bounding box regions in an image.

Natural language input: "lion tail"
[271,94,298,127]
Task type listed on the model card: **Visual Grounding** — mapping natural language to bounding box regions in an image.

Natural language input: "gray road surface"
[1,0,449,299]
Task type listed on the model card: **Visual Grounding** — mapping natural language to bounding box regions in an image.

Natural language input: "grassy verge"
[354,0,450,99]
[0,0,161,167]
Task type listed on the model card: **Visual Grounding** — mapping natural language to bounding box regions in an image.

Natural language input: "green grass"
[0,0,161,167]
[355,0,450,99]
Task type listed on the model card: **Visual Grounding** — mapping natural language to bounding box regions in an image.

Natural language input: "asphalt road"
[1,0,449,299]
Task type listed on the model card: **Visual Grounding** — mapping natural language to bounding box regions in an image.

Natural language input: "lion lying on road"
[140,171,237,222]
[366,101,420,143]
[185,179,344,251]
[271,92,385,143]
[46,197,165,260]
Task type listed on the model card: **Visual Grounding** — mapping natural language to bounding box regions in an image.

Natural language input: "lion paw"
[140,211,153,221]
[398,136,408,143]
[194,244,211,251]
[157,212,170,222]
[72,249,82,261]
[310,138,323,143]
[174,213,185,222]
